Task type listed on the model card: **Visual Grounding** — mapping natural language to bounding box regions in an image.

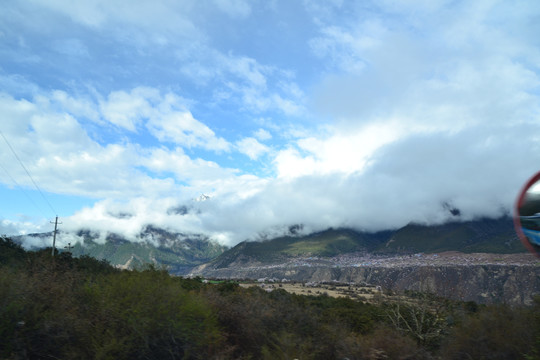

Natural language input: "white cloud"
[20,0,304,118]
[48,91,100,122]
[63,197,197,242]
[139,147,236,183]
[273,122,405,178]
[99,87,158,131]
[0,93,104,194]
[5,116,539,248]
[0,89,235,201]
[254,128,272,141]
[212,0,251,18]
[179,49,306,116]
[309,1,540,127]
[226,55,268,88]
[60,172,271,246]
[185,122,540,244]
[26,0,198,40]
[0,219,40,237]
[97,87,233,152]
[236,137,270,160]
[272,148,317,179]
[309,24,379,74]
[147,111,231,152]
[2,0,540,250]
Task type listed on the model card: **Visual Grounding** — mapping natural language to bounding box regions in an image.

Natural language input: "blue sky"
[1,0,540,246]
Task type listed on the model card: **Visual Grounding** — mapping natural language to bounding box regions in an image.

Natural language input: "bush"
[0,250,222,359]
[81,269,223,359]
[440,304,537,360]
[2,245,540,359]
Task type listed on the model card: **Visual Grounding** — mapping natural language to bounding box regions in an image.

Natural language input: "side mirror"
[514,171,540,257]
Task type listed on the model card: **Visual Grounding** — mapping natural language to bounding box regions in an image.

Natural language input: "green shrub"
[440,304,536,360]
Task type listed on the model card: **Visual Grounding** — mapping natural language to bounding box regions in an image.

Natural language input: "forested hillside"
[207,217,521,270]
[18,226,228,274]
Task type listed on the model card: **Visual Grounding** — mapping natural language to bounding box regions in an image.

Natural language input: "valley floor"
[240,281,386,302]
[199,251,538,273]
[191,252,540,305]
[328,251,538,267]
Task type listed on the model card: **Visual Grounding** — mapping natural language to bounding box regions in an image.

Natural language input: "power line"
[0,161,48,218]
[0,131,57,216]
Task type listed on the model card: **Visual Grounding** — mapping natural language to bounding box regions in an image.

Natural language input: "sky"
[1,0,540,248]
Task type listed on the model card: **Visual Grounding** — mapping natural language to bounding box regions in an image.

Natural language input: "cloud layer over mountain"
[1,1,539,246]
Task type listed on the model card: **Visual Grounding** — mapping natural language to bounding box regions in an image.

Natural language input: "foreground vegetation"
[1,236,539,359]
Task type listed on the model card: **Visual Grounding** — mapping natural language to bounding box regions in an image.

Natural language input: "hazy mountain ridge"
[190,216,538,305]
[206,216,522,270]
[15,216,522,275]
[380,216,521,254]
[210,228,393,269]
[18,226,228,274]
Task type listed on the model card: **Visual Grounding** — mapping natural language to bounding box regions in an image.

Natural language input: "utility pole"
[50,216,62,256]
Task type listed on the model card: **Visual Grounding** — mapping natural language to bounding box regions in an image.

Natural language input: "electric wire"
[0,161,48,218]
[0,131,57,216]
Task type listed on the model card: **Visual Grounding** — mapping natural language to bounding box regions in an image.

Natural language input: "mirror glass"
[515,172,540,257]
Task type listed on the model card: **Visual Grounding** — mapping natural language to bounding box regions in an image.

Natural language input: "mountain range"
[188,216,538,305]
[14,216,524,275]
[206,216,522,269]
[19,225,227,274]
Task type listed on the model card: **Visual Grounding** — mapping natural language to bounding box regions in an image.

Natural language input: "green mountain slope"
[379,217,521,254]
[20,226,228,274]
[16,217,523,273]
[211,228,392,268]
[209,217,524,269]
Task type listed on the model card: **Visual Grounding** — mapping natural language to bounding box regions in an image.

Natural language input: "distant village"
[222,251,538,273]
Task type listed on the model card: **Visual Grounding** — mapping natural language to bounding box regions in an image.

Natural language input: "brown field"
[239,281,400,303]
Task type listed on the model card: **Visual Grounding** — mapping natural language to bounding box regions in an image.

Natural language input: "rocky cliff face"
[191,264,540,305]
[189,218,534,304]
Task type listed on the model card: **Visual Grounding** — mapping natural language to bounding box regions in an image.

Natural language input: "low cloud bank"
[40,123,537,248]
